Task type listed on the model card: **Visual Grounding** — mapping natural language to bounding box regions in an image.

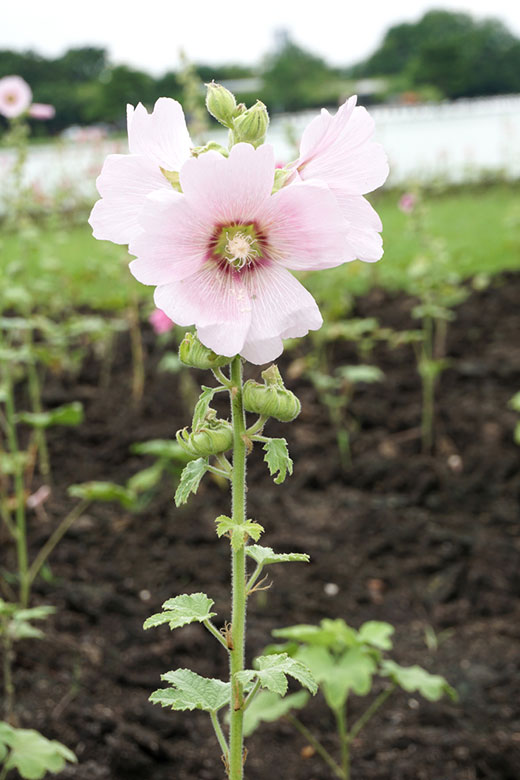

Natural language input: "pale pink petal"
[127,98,192,170]
[129,189,210,284]
[154,265,252,357]
[180,143,275,224]
[240,264,322,364]
[335,193,384,262]
[28,103,55,120]
[297,99,389,195]
[0,75,32,119]
[89,154,168,244]
[259,179,353,269]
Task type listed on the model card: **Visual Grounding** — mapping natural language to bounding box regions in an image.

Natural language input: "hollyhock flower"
[0,75,32,119]
[89,98,192,245]
[149,307,175,334]
[128,142,351,364]
[398,192,417,214]
[28,103,55,120]
[291,96,388,263]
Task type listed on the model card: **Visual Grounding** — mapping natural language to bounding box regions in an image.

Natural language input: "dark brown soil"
[3,273,520,780]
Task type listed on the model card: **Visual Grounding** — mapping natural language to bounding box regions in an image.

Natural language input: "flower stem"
[228,356,248,779]
[335,705,349,779]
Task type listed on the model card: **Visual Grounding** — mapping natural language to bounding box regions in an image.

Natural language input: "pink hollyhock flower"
[398,192,417,214]
[149,307,175,334]
[0,75,32,119]
[128,143,350,364]
[291,96,388,263]
[28,103,55,120]
[89,98,192,245]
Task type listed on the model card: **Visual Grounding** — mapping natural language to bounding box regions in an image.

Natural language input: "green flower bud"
[205,82,238,128]
[243,365,301,422]
[231,101,269,148]
[179,332,232,370]
[177,410,233,457]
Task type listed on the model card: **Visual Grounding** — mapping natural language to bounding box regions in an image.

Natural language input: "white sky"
[2,0,520,74]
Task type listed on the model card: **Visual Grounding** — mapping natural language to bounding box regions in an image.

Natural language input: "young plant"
[0,721,76,780]
[399,189,468,452]
[246,618,456,779]
[89,84,388,779]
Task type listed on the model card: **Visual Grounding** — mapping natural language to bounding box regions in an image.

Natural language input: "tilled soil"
[3,273,520,780]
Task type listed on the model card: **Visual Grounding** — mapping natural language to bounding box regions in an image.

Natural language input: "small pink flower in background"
[28,103,55,120]
[89,98,192,245]
[0,75,32,119]
[398,192,417,214]
[291,96,388,263]
[27,485,51,510]
[125,143,350,364]
[149,308,175,334]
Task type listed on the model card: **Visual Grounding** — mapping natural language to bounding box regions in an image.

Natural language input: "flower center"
[213,224,262,270]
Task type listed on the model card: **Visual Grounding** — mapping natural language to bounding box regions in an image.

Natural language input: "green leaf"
[0,722,76,779]
[192,386,221,430]
[358,621,394,650]
[13,606,55,623]
[381,660,458,701]
[144,593,216,631]
[17,402,84,429]
[336,365,385,384]
[237,653,317,697]
[243,690,309,737]
[263,438,293,484]
[273,619,358,650]
[174,458,208,506]
[215,516,264,550]
[130,439,188,462]
[68,481,136,509]
[127,462,164,494]
[0,451,30,475]
[246,545,309,566]
[294,646,335,684]
[509,392,520,413]
[150,669,230,712]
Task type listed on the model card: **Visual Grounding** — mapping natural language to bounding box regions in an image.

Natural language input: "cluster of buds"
[177,409,233,458]
[205,82,269,148]
[243,365,301,423]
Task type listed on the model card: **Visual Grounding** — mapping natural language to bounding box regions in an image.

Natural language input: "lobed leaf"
[144,593,216,631]
[246,545,309,567]
[381,660,458,701]
[215,516,264,550]
[243,690,309,737]
[0,722,76,779]
[150,669,230,712]
[174,458,208,506]
[273,619,357,649]
[358,621,394,650]
[262,438,293,484]
[237,653,317,697]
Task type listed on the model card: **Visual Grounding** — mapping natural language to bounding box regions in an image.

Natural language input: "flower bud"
[243,365,301,422]
[179,332,232,370]
[205,82,238,128]
[231,101,269,148]
[177,410,233,457]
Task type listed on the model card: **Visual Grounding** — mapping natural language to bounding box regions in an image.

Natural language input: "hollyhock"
[291,96,388,263]
[0,75,32,119]
[126,142,351,364]
[89,98,192,245]
[28,103,56,120]
[149,307,175,334]
[398,192,417,214]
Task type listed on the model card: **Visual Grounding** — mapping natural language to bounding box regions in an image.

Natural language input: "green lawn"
[1,184,519,313]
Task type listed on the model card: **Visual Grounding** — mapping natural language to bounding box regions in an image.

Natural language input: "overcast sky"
[2,0,520,74]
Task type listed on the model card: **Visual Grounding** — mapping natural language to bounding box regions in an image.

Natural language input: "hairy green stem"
[203,619,229,650]
[2,616,14,722]
[228,356,248,779]
[210,710,229,760]
[25,327,50,480]
[286,715,344,779]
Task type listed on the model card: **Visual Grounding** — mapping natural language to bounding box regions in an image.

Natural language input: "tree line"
[1,9,520,134]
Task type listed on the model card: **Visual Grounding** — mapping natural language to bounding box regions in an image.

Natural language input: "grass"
[1,183,519,313]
